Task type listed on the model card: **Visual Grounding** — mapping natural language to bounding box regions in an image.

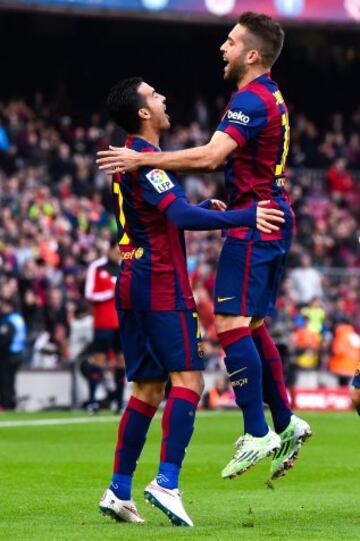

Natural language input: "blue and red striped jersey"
[217,72,295,241]
[112,136,196,312]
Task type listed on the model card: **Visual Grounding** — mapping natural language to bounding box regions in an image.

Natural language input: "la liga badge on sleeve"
[145,169,175,193]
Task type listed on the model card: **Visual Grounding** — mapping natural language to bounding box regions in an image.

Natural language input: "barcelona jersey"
[217,72,294,242]
[112,136,195,312]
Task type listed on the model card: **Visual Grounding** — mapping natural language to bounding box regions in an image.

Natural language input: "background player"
[84,239,125,413]
[96,12,312,481]
[99,77,285,526]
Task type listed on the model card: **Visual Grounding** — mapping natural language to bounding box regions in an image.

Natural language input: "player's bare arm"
[96,131,237,173]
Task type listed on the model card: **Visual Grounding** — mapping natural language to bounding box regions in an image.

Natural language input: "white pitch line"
[0,410,219,429]
[0,416,118,428]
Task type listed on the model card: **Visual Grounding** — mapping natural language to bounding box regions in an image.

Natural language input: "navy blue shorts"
[214,237,292,318]
[93,328,122,354]
[117,309,204,382]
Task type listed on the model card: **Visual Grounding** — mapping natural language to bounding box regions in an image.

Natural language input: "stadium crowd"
[0,94,359,402]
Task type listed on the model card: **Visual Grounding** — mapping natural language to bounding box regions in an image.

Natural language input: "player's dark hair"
[238,12,285,67]
[107,77,145,134]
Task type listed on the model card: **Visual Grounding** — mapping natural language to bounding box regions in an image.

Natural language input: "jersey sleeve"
[138,167,186,212]
[166,199,257,231]
[216,90,268,147]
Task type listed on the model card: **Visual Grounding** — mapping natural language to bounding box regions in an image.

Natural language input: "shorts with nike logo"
[117,309,204,382]
[214,236,292,317]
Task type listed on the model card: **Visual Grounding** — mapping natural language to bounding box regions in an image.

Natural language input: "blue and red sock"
[157,386,201,490]
[111,396,157,500]
[218,327,268,438]
[252,324,292,433]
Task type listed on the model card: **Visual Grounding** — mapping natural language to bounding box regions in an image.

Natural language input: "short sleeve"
[138,167,186,212]
[216,90,268,147]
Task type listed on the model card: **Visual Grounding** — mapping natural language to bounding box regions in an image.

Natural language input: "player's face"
[137,82,170,131]
[220,24,260,83]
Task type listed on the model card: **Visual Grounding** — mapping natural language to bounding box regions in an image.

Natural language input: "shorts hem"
[214,308,267,317]
[128,375,168,383]
[165,366,204,374]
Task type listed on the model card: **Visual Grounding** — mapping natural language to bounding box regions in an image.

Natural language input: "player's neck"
[133,127,160,148]
[236,67,269,90]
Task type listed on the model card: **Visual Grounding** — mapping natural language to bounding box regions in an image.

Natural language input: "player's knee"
[351,388,360,416]
[215,314,251,334]
[170,370,204,397]
[132,380,166,408]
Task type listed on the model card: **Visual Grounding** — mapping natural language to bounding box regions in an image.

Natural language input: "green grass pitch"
[1,410,360,541]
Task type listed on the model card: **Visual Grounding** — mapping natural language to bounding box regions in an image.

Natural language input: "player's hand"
[96,146,141,173]
[210,199,227,211]
[256,200,285,233]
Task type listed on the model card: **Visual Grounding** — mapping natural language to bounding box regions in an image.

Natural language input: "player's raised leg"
[100,379,165,523]
[252,321,292,433]
[216,315,280,479]
[252,321,312,479]
[145,370,203,527]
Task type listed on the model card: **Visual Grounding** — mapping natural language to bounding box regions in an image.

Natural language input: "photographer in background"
[0,297,27,410]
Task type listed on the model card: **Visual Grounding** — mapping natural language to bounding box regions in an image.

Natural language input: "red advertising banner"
[292,388,353,411]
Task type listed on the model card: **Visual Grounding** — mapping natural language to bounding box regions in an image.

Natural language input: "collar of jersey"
[239,71,272,92]
[130,136,161,153]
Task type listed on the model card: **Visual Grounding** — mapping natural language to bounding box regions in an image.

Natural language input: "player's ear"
[247,49,260,65]
[138,107,151,121]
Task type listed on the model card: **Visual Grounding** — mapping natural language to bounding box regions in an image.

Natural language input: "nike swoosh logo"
[217,296,236,303]
[228,367,248,377]
[123,506,140,517]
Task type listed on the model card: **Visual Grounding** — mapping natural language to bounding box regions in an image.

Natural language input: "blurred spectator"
[289,254,323,305]
[68,300,93,362]
[293,315,322,370]
[203,376,235,410]
[0,297,27,410]
[301,297,326,335]
[0,121,10,152]
[22,289,46,348]
[44,288,70,360]
[268,299,296,385]
[329,320,360,385]
[326,158,356,196]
